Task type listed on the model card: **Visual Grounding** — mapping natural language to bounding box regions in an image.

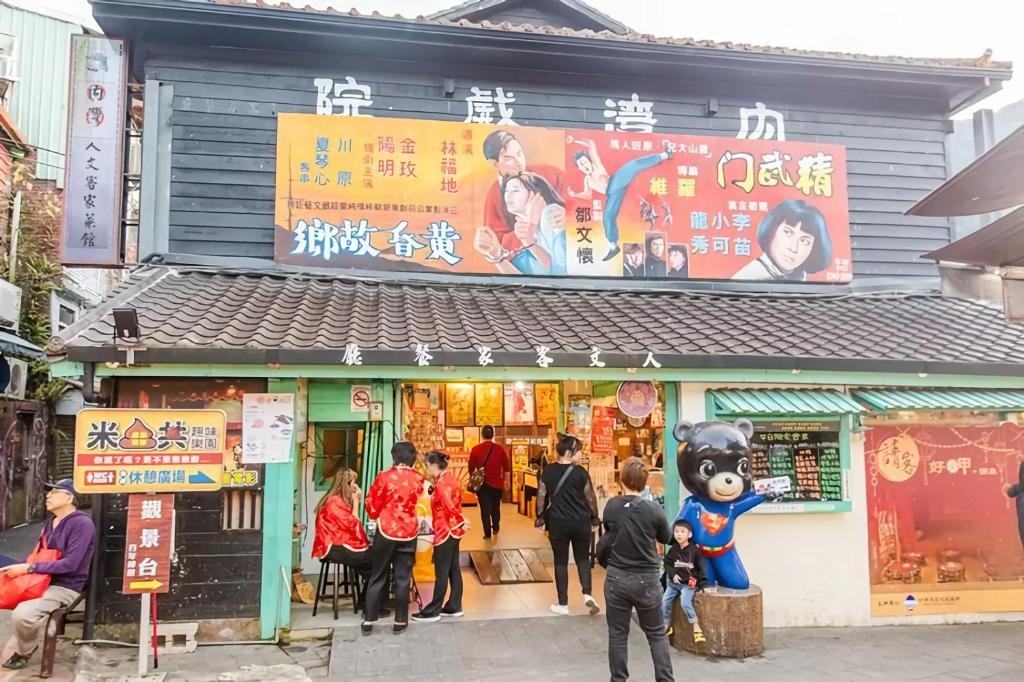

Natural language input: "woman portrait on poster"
[732,199,832,282]
[474,171,567,276]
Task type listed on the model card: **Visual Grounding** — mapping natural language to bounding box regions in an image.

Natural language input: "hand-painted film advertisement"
[275,114,850,282]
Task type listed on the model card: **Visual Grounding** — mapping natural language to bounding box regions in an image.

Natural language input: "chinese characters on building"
[122,494,174,594]
[275,113,850,282]
[62,35,127,266]
[74,409,226,493]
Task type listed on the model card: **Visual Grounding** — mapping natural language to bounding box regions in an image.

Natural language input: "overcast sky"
[46,0,1024,116]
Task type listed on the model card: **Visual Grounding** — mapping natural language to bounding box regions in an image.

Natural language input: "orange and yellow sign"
[74,409,226,493]
[274,114,851,282]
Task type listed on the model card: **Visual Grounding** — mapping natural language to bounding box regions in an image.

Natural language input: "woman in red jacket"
[361,441,425,635]
[312,468,372,595]
[412,450,467,623]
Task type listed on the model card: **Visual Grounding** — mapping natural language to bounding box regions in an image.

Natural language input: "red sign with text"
[275,115,850,282]
[122,494,174,594]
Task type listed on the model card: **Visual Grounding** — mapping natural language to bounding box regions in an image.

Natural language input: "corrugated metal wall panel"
[0,5,82,183]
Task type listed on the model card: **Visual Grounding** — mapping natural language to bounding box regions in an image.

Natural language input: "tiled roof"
[198,0,1010,71]
[49,267,1024,376]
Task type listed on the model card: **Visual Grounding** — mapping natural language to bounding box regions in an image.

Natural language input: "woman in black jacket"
[601,457,674,682]
[536,433,601,616]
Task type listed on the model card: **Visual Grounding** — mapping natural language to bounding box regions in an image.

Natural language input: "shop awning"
[852,388,1024,412]
[710,389,864,415]
[907,124,1024,217]
[922,205,1024,267]
[0,329,44,360]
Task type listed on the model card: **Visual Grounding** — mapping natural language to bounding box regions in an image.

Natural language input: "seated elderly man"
[0,479,95,670]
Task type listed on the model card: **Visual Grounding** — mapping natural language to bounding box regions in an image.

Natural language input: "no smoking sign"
[350,385,371,413]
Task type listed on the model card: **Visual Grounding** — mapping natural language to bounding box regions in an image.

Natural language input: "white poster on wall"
[242,393,295,464]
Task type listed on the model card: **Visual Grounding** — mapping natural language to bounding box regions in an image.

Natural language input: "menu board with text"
[749,420,844,503]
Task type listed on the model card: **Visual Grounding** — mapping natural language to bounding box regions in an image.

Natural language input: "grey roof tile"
[48,267,1024,375]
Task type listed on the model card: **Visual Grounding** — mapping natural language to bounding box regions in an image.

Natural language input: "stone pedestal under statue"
[670,585,764,658]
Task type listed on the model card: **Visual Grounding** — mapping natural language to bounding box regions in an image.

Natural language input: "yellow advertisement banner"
[74,409,226,493]
[871,584,1024,617]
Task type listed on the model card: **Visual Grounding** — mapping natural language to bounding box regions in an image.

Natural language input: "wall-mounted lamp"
[442,78,456,99]
[112,307,141,342]
[705,97,719,116]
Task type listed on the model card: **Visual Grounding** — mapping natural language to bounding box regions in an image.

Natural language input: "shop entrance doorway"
[292,378,670,629]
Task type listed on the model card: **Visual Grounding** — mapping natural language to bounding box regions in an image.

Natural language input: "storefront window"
[400,380,669,514]
[865,414,1024,616]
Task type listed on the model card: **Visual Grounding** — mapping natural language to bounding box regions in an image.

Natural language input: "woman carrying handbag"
[535,433,601,616]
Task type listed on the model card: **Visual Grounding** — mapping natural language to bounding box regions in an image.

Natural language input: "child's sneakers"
[693,630,706,644]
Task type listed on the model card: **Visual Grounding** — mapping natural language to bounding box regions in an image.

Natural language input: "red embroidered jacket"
[365,465,425,542]
[431,470,467,546]
[312,495,368,558]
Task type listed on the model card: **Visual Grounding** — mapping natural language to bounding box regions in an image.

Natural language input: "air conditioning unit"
[0,358,27,400]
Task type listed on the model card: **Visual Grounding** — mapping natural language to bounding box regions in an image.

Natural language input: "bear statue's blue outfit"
[675,490,765,590]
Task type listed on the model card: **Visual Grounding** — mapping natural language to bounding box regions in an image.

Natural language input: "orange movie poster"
[275,114,850,282]
[865,423,1024,616]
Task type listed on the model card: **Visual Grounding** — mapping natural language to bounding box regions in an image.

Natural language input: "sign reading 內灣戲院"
[274,114,850,282]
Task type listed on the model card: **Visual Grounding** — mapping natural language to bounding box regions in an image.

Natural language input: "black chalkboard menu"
[749,420,843,503]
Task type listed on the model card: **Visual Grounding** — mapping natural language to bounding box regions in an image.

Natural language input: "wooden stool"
[312,559,361,620]
[670,585,764,659]
[40,592,85,678]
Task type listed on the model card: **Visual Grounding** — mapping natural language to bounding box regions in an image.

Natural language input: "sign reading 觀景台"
[274,114,850,282]
[123,494,174,594]
[73,409,225,493]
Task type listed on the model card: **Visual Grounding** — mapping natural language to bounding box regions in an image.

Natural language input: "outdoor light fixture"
[514,381,525,390]
[918,372,929,378]
[791,368,802,375]
[442,78,456,98]
[112,307,141,341]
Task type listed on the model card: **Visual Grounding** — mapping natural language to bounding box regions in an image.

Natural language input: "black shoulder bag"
[534,464,575,528]
[596,497,641,568]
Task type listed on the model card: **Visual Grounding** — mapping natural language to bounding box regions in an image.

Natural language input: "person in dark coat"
[1005,460,1024,549]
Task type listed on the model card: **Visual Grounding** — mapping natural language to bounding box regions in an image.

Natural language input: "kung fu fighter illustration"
[674,419,775,590]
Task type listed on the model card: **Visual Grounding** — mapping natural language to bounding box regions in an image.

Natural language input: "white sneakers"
[549,597,602,616]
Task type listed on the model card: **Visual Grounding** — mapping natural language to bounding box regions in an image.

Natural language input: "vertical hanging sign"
[61,34,127,266]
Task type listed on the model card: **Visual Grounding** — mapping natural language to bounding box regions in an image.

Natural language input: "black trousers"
[604,567,674,682]
[420,536,463,616]
[362,534,416,624]
[547,517,593,606]
[477,483,503,536]
[325,545,373,595]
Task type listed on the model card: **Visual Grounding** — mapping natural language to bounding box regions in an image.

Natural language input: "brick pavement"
[330,617,1024,681]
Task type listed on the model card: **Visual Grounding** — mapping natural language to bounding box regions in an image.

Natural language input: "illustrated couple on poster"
[472,129,833,281]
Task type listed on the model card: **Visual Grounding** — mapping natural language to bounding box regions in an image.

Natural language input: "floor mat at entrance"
[469,549,553,584]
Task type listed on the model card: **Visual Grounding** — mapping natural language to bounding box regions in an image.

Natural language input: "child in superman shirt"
[662,520,707,643]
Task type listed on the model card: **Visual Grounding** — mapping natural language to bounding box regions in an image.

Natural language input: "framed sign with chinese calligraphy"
[73,409,226,493]
[61,35,128,266]
[535,383,560,425]
[123,494,174,594]
[274,113,850,282]
[475,383,503,426]
[865,423,1024,616]
[444,383,475,427]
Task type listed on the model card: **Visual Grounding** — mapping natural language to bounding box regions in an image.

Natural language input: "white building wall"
[677,382,1024,628]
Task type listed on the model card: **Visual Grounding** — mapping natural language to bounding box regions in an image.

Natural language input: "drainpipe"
[82,362,97,404]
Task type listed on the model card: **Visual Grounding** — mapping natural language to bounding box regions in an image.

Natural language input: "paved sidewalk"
[330,617,1024,681]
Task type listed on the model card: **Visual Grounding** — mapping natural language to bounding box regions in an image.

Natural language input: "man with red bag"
[0,480,95,670]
